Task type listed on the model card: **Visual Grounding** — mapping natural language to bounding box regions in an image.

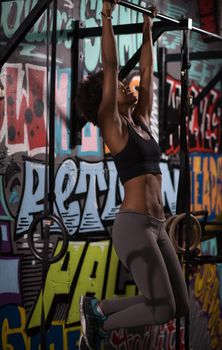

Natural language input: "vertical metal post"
[220,79,222,153]
[158,45,182,350]
[70,20,82,148]
[48,0,57,215]
[176,19,192,350]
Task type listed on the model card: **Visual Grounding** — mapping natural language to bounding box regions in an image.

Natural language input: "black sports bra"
[113,119,162,184]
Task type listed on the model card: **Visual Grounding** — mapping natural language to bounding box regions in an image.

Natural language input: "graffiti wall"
[1,0,222,349]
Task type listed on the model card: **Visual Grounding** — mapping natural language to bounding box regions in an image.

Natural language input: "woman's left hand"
[102,0,120,14]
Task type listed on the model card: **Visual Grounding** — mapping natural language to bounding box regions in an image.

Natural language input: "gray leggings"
[102,210,189,331]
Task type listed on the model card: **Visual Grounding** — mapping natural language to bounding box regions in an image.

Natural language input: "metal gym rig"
[1,0,222,349]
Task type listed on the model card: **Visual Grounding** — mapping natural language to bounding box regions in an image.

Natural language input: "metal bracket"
[180,18,193,30]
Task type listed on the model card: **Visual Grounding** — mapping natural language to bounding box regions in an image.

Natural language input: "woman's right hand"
[143,6,158,29]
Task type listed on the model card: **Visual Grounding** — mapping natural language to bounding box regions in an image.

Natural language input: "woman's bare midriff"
[120,173,165,220]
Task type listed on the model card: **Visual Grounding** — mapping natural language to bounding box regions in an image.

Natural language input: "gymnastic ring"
[169,213,202,253]
[169,213,202,254]
[28,214,69,264]
[165,215,176,235]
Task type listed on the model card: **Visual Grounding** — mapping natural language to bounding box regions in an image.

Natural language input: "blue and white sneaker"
[79,335,89,349]
[79,296,108,350]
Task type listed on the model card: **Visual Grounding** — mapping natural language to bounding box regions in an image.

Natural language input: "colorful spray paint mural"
[0,0,222,349]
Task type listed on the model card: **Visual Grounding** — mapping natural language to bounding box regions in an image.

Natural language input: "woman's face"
[118,80,137,107]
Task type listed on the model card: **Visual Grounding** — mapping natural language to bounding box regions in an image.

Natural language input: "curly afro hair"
[76,71,104,126]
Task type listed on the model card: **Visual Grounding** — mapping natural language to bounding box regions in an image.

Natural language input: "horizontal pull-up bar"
[118,0,180,24]
[118,0,222,41]
[78,22,143,38]
[76,20,179,39]
[166,50,222,62]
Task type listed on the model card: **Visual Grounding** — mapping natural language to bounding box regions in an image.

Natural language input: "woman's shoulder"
[99,114,129,155]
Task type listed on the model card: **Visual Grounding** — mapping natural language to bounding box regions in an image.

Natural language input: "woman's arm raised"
[98,1,119,127]
[133,8,157,127]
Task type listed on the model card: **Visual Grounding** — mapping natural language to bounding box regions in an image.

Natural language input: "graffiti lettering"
[0,306,27,350]
[1,1,73,51]
[1,64,70,155]
[191,154,222,219]
[76,161,107,232]
[166,77,221,154]
[194,264,222,349]
[0,305,80,350]
[1,64,221,157]
[80,0,144,72]
[77,123,101,157]
[28,240,136,328]
[160,163,179,215]
[0,176,13,253]
[28,241,86,328]
[110,322,185,350]
[16,159,79,235]
[12,154,222,235]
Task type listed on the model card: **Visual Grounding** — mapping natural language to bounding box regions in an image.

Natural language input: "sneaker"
[79,296,108,350]
[79,335,89,350]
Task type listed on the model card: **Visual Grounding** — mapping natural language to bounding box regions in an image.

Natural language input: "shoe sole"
[79,296,93,350]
